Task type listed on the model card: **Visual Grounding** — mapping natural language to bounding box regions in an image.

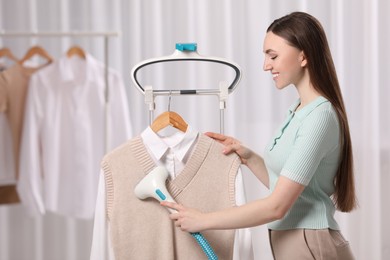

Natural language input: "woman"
[162,11,357,259]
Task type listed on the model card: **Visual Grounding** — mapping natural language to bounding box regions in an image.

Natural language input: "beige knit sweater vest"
[101,133,241,260]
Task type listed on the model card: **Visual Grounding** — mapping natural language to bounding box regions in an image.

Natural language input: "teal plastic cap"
[175,43,197,51]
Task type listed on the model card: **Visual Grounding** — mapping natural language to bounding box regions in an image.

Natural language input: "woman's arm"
[161,176,305,232]
[205,132,270,188]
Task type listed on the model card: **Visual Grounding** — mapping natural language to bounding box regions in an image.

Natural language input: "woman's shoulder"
[310,99,337,119]
[303,100,340,134]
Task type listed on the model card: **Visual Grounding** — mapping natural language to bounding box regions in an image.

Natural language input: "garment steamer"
[132,43,242,259]
[134,166,218,260]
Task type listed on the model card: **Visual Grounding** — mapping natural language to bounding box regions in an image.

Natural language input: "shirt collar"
[289,96,329,120]
[141,125,199,162]
[59,52,93,83]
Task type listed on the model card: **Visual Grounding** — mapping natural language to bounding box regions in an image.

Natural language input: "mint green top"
[264,96,340,230]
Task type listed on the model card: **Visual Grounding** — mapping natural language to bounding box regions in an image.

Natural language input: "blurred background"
[0,0,389,259]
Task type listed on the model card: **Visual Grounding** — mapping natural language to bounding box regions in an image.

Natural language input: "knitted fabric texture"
[101,133,241,260]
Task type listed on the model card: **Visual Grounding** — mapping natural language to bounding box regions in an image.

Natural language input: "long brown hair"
[267,12,357,212]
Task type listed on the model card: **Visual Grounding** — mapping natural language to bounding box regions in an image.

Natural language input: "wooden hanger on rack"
[66,45,86,59]
[150,93,188,133]
[151,111,188,133]
[0,47,19,62]
[19,45,53,65]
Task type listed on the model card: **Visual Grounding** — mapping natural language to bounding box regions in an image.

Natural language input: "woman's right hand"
[205,132,253,165]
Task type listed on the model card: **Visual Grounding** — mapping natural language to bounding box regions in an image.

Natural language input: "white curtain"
[1,0,388,259]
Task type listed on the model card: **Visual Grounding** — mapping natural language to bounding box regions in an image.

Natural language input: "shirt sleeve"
[90,170,115,260]
[281,109,340,185]
[233,167,254,260]
[107,71,132,151]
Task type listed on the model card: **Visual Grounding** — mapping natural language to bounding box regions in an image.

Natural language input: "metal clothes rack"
[0,31,119,152]
[131,43,242,134]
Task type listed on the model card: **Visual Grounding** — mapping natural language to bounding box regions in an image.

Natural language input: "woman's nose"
[263,60,271,71]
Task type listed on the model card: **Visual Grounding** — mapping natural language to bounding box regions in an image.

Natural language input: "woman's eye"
[271,56,277,60]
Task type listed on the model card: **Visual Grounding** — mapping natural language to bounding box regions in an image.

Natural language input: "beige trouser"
[269,229,355,260]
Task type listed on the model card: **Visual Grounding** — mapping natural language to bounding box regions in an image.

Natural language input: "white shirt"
[17,54,132,219]
[90,125,254,260]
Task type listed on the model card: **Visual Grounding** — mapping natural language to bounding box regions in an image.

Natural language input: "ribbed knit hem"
[101,160,114,220]
[130,136,156,174]
[228,156,241,206]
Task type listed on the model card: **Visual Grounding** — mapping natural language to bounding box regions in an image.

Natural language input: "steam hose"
[191,232,218,260]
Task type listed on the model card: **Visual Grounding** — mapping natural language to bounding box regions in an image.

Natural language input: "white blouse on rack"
[17,54,132,219]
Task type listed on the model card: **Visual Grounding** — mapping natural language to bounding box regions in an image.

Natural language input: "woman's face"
[263,31,307,89]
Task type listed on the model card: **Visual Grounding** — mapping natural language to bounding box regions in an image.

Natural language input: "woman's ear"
[300,51,307,67]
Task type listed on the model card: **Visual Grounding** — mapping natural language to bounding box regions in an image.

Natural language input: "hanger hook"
[168,90,172,112]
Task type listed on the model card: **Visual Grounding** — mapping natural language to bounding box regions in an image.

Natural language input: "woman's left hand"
[161,201,206,233]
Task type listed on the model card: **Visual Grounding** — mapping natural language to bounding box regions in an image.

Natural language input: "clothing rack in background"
[0,31,120,152]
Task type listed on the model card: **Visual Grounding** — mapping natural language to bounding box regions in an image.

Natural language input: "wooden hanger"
[19,45,53,65]
[66,45,86,59]
[0,47,19,62]
[151,110,188,133]
[150,93,188,133]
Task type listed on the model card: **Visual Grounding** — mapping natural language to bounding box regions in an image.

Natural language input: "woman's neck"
[295,82,321,111]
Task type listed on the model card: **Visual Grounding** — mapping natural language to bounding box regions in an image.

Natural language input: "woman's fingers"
[160,201,184,215]
[205,131,244,158]
[204,131,227,142]
[205,132,238,146]
[161,201,182,212]
[160,201,186,229]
